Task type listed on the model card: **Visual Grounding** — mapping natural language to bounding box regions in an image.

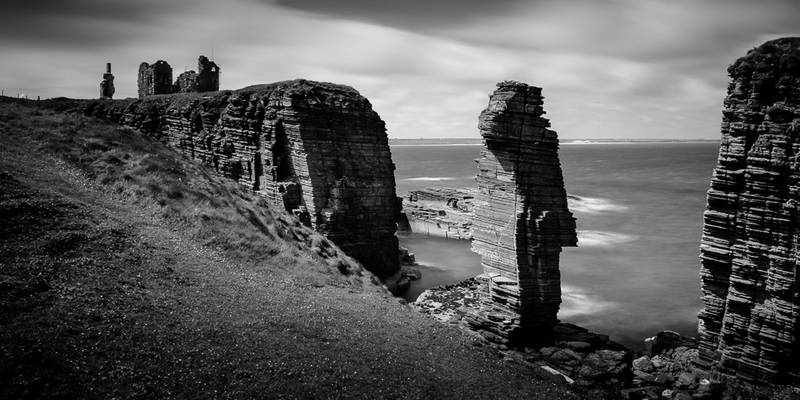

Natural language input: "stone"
[633,356,654,373]
[651,355,668,369]
[465,81,577,347]
[697,37,800,385]
[676,371,697,388]
[563,341,593,352]
[673,392,693,400]
[576,349,630,380]
[81,79,400,278]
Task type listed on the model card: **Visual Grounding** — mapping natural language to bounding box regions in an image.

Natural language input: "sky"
[1,0,798,139]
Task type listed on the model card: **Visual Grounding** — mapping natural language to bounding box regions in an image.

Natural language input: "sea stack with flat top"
[466,81,577,347]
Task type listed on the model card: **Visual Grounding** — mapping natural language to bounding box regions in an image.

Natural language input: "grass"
[0,99,580,399]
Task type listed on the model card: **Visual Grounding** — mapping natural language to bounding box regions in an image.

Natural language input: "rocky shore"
[415,278,800,399]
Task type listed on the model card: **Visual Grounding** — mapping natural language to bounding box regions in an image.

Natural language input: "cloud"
[0,0,797,139]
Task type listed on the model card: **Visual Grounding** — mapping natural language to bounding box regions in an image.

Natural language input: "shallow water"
[393,142,719,348]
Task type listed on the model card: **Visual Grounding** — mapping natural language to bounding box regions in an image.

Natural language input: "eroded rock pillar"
[468,81,577,347]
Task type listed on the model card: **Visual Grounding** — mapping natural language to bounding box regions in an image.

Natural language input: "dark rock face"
[99,63,114,99]
[697,37,800,385]
[466,81,577,347]
[81,80,399,278]
[138,60,173,98]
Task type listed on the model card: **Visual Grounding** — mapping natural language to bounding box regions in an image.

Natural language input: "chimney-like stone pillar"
[467,81,577,347]
[100,62,115,99]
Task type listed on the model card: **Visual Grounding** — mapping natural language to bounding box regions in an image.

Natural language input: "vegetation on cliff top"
[0,99,578,399]
[727,37,800,105]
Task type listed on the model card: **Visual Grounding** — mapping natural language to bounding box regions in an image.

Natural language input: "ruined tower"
[99,63,115,99]
[174,56,220,94]
[467,81,577,347]
[196,55,220,92]
[697,37,800,385]
[138,60,173,98]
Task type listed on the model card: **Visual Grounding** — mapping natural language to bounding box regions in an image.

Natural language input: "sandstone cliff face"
[466,81,577,346]
[698,37,800,385]
[82,80,399,278]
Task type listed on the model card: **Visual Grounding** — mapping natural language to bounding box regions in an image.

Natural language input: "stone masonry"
[138,60,173,98]
[697,37,800,385]
[466,81,577,347]
[82,79,400,278]
[99,63,115,99]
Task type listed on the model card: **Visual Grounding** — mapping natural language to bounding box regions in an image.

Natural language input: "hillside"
[0,99,579,399]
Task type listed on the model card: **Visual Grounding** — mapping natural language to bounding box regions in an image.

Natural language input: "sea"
[390,139,720,349]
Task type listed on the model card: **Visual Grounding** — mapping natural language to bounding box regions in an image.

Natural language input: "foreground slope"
[0,100,578,399]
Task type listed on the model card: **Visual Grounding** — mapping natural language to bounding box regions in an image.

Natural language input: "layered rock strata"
[399,188,477,240]
[697,37,800,385]
[81,79,399,278]
[466,81,577,346]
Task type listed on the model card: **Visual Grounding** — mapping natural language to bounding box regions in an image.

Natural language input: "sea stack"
[697,37,800,385]
[467,81,577,347]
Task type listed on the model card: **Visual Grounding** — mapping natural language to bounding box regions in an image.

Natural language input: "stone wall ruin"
[138,60,173,98]
[138,56,220,99]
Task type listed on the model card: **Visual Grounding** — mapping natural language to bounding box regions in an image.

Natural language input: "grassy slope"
[0,100,579,399]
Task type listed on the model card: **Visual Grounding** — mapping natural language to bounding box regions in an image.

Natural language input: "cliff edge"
[71,80,399,279]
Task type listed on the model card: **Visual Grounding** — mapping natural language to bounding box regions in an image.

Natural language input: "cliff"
[466,81,578,346]
[78,80,400,278]
[0,99,580,399]
[698,37,800,385]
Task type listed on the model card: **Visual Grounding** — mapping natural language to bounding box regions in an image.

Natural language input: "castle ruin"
[138,56,220,99]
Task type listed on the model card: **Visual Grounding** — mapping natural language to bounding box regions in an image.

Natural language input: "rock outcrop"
[399,187,476,240]
[697,37,800,385]
[81,79,400,278]
[466,81,577,346]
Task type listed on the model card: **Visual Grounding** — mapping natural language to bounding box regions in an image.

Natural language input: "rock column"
[467,81,577,347]
[697,37,800,385]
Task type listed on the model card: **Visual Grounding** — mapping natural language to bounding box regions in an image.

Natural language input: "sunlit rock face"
[81,79,400,278]
[697,37,800,385]
[466,81,577,347]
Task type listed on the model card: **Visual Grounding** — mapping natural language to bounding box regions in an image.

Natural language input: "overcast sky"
[1,1,797,139]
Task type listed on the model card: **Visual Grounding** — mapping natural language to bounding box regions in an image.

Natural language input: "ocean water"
[392,141,720,348]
